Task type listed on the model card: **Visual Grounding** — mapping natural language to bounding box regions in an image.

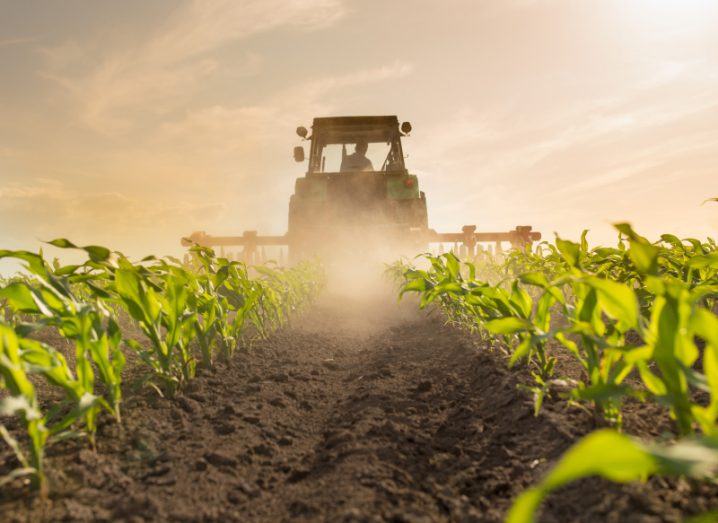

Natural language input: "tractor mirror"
[296,126,308,138]
[293,146,305,162]
[401,121,412,134]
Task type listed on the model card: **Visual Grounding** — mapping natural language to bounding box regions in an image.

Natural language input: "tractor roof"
[311,116,400,144]
[312,116,399,129]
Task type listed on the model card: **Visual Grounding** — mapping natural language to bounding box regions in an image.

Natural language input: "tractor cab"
[288,116,428,258]
[294,116,411,175]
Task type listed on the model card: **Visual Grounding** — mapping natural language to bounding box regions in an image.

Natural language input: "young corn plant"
[0,247,124,431]
[0,324,48,493]
[104,257,197,397]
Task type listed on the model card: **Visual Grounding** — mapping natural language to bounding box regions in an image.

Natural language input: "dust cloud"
[310,243,422,338]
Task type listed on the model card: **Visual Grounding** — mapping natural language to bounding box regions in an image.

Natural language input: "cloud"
[156,61,414,154]
[0,178,226,252]
[0,37,35,48]
[42,0,347,133]
[0,147,20,158]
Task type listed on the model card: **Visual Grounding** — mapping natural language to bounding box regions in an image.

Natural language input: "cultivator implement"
[182,231,289,264]
[181,225,541,264]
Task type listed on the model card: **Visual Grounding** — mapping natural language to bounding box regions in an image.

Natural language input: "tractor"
[182,115,540,263]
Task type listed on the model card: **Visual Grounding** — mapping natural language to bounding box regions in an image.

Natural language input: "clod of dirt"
[227,491,243,505]
[176,396,200,414]
[245,384,262,394]
[204,451,238,468]
[214,422,236,435]
[415,380,432,393]
[271,372,290,383]
[251,444,276,457]
[323,430,354,450]
[322,359,340,370]
[235,478,260,498]
[288,499,319,517]
[141,465,171,480]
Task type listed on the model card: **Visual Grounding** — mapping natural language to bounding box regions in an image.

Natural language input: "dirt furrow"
[2,293,716,522]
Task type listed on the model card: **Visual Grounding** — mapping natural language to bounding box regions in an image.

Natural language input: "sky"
[1,0,717,266]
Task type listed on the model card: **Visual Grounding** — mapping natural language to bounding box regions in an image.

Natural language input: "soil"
[1,291,717,522]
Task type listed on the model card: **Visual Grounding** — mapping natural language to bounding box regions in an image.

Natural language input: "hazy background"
[1,0,717,265]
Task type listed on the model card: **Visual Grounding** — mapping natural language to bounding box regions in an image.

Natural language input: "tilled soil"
[1,292,717,522]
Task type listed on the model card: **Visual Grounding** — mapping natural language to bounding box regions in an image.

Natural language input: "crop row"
[0,241,324,493]
[392,224,718,522]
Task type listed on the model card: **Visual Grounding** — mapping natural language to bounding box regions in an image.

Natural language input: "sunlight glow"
[621,0,718,31]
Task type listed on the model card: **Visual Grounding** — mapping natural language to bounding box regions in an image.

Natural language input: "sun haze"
[1,0,717,262]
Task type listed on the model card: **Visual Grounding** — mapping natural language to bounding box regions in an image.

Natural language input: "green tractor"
[183,115,540,263]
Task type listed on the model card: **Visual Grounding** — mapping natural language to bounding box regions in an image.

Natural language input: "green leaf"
[443,252,461,280]
[507,430,656,523]
[660,234,683,251]
[508,336,532,366]
[519,272,549,288]
[0,250,49,278]
[580,230,589,253]
[691,308,718,349]
[628,241,659,275]
[84,245,111,263]
[485,317,532,335]
[614,222,648,243]
[543,429,655,486]
[53,264,82,276]
[687,511,718,523]
[506,488,544,523]
[0,466,37,488]
[0,283,41,314]
[584,277,639,331]
[649,437,718,477]
[688,253,718,270]
[571,383,631,403]
[510,280,532,318]
[637,362,667,395]
[46,238,111,263]
[47,238,77,249]
[556,238,580,267]
[400,278,429,296]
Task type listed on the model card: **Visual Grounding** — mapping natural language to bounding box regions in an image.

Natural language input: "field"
[2,228,718,522]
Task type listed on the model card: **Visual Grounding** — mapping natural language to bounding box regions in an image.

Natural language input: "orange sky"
[0,0,717,266]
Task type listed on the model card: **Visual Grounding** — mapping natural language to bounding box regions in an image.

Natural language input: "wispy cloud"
[0,36,35,48]
[157,61,414,153]
[0,178,226,249]
[42,0,347,133]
